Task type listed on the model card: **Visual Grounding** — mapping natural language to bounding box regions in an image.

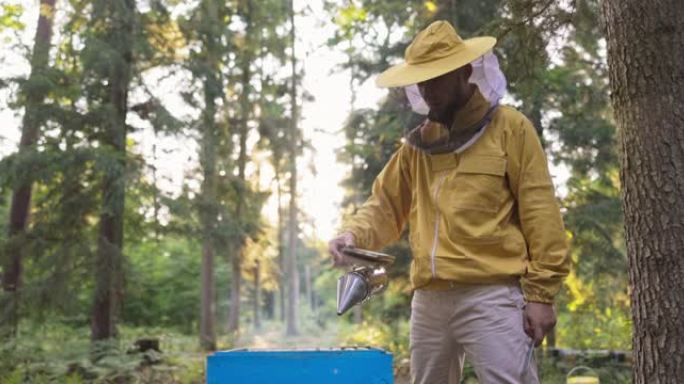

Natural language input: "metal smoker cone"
[336,272,369,316]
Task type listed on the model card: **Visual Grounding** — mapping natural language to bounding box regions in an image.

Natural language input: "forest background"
[0,0,633,382]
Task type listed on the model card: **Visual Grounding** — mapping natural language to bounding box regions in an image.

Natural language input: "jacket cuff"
[340,227,367,250]
[520,280,557,304]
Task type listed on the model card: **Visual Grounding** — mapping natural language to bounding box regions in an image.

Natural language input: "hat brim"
[375,36,496,88]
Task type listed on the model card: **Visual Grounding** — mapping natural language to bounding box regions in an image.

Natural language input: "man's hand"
[523,302,556,347]
[328,232,356,267]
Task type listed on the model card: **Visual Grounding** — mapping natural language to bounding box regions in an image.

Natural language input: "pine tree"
[227,0,255,335]
[1,0,57,338]
[87,0,137,342]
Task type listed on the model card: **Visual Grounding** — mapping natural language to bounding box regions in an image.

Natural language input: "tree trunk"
[304,265,312,311]
[264,290,275,320]
[601,1,684,381]
[277,171,286,322]
[195,0,229,352]
[91,0,135,342]
[449,0,458,24]
[1,0,56,338]
[347,31,363,326]
[254,260,261,330]
[285,0,299,336]
[151,140,161,241]
[227,1,253,334]
[198,66,220,350]
[353,304,363,323]
[227,246,241,334]
[199,239,216,350]
[255,21,277,324]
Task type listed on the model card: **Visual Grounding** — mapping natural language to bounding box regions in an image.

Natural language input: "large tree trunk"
[285,0,299,336]
[1,0,56,338]
[91,0,135,342]
[601,1,684,382]
[199,70,219,351]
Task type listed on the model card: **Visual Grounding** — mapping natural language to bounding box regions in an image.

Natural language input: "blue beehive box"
[206,347,394,383]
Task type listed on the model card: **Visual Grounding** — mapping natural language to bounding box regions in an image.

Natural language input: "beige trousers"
[410,283,540,384]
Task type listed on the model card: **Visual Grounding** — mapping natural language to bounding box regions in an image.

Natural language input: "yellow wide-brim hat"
[376,20,496,88]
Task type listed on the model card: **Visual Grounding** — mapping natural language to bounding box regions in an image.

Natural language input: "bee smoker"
[336,248,395,316]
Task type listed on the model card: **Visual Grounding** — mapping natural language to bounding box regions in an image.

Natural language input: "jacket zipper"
[430,174,447,278]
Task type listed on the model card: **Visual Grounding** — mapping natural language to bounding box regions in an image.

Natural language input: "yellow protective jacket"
[342,89,569,303]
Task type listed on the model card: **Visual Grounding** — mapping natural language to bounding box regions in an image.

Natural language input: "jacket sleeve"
[507,117,570,303]
[341,144,412,251]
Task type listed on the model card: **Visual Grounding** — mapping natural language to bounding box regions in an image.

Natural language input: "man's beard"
[426,104,452,125]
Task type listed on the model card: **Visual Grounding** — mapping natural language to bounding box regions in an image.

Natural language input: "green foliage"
[340,317,410,359]
[0,323,206,383]
[0,3,24,32]
[544,0,628,350]
[122,237,202,332]
[537,356,631,384]
[312,267,339,322]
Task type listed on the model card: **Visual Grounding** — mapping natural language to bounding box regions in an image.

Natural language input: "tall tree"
[227,0,254,335]
[1,0,56,338]
[601,0,684,381]
[256,53,288,322]
[277,171,286,321]
[198,69,219,349]
[184,0,231,351]
[285,0,300,336]
[1,0,114,334]
[252,0,300,325]
[1,0,58,335]
[87,0,136,342]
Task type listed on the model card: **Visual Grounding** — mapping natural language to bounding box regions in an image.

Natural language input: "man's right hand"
[328,232,356,267]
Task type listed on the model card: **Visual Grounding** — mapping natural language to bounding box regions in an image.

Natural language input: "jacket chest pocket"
[449,155,508,213]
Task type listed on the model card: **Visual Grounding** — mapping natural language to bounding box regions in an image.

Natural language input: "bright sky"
[0,0,385,242]
[279,0,386,240]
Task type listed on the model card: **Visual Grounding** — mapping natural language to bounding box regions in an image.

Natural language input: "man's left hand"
[523,302,556,347]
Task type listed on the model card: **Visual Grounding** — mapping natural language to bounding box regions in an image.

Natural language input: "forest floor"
[0,321,631,383]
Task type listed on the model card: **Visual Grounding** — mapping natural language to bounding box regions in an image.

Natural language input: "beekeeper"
[329,20,570,383]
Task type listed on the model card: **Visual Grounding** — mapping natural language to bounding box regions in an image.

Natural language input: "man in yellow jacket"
[329,21,569,383]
